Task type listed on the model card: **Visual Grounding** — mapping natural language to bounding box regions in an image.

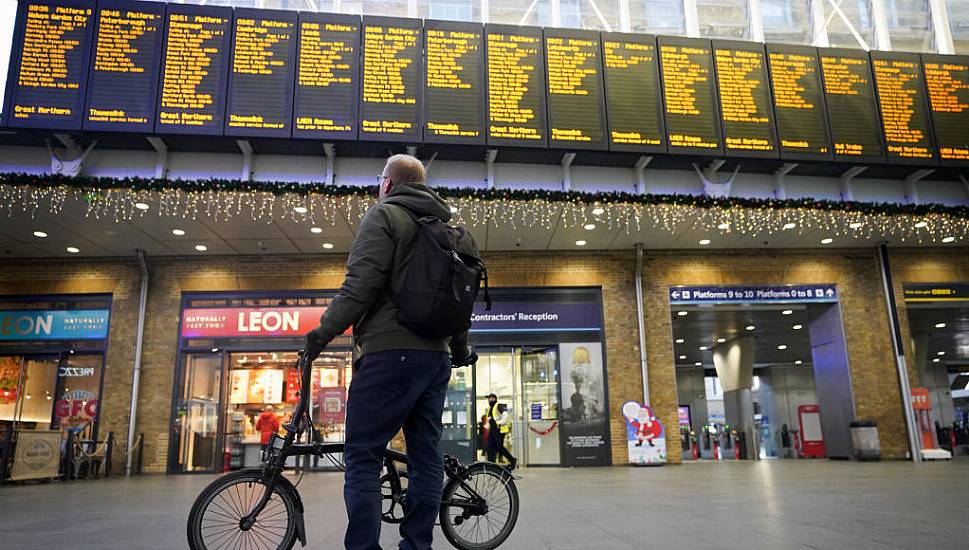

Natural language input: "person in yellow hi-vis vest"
[485,393,518,470]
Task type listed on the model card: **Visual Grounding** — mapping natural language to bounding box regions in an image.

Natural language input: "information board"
[225,8,296,138]
[870,51,937,165]
[600,32,665,153]
[713,40,777,158]
[83,0,165,133]
[922,53,969,166]
[292,12,359,140]
[4,0,95,130]
[359,15,422,142]
[819,48,885,162]
[155,4,232,135]
[544,28,607,150]
[658,36,722,155]
[485,24,547,147]
[765,44,831,160]
[423,19,485,145]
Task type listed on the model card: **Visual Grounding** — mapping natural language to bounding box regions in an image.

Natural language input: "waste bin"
[850,420,880,461]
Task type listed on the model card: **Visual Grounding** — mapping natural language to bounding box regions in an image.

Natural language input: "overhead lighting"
[583,223,596,230]
[211,348,219,353]
[675,338,685,344]
[793,324,803,330]
[942,236,955,243]
[677,311,688,317]
[699,346,708,351]
[782,222,796,230]
[820,237,834,244]
[294,206,308,214]
[794,360,803,365]
[322,242,334,249]
[782,309,793,315]
[66,247,80,254]
[134,202,150,210]
[934,322,946,329]
[575,240,587,246]
[745,325,755,331]
[849,222,863,229]
[777,344,788,350]
[932,358,940,363]
[716,338,726,343]
[679,355,686,360]
[171,229,185,236]
[33,231,48,238]
[937,351,945,356]
[592,207,605,215]
[698,239,711,246]
[310,227,323,234]
[195,244,208,252]
[717,222,730,230]
[694,362,702,366]
[450,206,458,213]
[914,221,928,229]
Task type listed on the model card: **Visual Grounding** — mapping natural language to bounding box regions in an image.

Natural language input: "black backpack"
[392,212,491,339]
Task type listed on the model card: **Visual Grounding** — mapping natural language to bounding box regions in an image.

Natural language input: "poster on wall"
[559,342,611,466]
[622,401,667,465]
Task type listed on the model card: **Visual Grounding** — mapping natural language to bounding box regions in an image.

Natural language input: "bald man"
[305,154,474,550]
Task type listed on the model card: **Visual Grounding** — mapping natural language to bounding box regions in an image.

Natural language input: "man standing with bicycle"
[304,154,481,550]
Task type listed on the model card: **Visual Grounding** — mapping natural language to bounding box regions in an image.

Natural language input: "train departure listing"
[293,13,359,139]
[156,5,231,135]
[659,37,722,153]
[84,1,164,132]
[6,0,94,130]
[226,9,297,137]
[714,41,776,157]
[870,52,936,163]
[360,17,422,142]
[601,33,664,152]
[424,20,484,144]
[545,29,607,149]
[922,54,969,165]
[766,45,832,159]
[819,49,884,161]
[486,25,547,146]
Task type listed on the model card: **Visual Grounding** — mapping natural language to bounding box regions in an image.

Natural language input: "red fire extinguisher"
[691,431,699,461]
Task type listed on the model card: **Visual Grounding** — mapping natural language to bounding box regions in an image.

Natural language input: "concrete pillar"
[713,337,757,459]
[808,304,856,459]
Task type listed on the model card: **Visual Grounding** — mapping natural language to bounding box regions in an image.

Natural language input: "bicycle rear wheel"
[187,469,299,550]
[439,463,519,550]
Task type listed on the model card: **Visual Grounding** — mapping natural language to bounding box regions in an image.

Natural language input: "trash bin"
[850,420,880,461]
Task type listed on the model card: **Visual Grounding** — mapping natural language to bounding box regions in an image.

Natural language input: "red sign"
[55,389,98,431]
[180,307,351,338]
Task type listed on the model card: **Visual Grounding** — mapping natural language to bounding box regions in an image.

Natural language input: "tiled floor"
[0,459,965,549]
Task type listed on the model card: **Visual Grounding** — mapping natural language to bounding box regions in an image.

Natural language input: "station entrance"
[670,285,855,461]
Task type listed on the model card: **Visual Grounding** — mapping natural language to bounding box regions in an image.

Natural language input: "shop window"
[0,354,104,435]
[173,353,222,473]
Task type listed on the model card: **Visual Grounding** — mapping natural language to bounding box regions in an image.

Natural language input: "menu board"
[819,48,885,162]
[485,24,547,147]
[766,44,832,160]
[658,36,722,155]
[293,12,359,140]
[544,28,607,150]
[4,0,95,130]
[224,8,297,138]
[713,40,777,158]
[870,51,936,165]
[600,32,665,153]
[359,16,422,142]
[423,19,485,145]
[83,0,165,132]
[155,4,232,135]
[922,53,969,166]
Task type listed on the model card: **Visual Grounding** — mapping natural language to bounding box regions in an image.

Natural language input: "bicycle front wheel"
[187,469,299,550]
[439,463,519,550]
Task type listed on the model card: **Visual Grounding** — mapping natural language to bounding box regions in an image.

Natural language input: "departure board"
[225,8,297,138]
[4,0,95,130]
[485,24,547,147]
[293,12,359,140]
[657,36,722,155]
[155,4,232,135]
[870,51,936,165]
[713,40,777,158]
[83,0,164,133]
[601,32,665,153]
[544,28,607,150]
[922,53,969,166]
[766,44,832,160]
[359,16,422,142]
[424,19,485,145]
[819,48,885,162]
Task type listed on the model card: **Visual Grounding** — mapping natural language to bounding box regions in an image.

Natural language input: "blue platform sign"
[669,285,838,305]
[0,310,111,341]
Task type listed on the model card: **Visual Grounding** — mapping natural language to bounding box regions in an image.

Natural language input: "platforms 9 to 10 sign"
[5,0,969,167]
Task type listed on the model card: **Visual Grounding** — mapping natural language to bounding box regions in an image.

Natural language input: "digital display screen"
[713,40,777,158]
[485,24,547,147]
[225,8,297,138]
[155,4,232,135]
[544,28,607,150]
[658,36,722,154]
[766,44,832,160]
[359,16,422,142]
[423,19,484,145]
[601,32,665,153]
[819,48,885,162]
[4,0,95,130]
[922,53,969,166]
[293,12,359,140]
[870,51,937,164]
[83,0,165,133]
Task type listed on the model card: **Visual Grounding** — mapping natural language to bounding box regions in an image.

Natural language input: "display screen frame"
[600,31,666,154]
[543,26,608,151]
[657,35,724,157]
[869,49,938,167]
[422,18,486,146]
[817,46,886,164]
[711,39,779,160]
[358,14,424,144]
[484,22,549,148]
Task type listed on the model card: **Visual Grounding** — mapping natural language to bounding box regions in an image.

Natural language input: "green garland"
[1,172,967,219]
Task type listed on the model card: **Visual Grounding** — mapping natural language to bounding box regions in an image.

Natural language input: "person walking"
[485,393,517,470]
[255,405,280,452]
[304,154,479,550]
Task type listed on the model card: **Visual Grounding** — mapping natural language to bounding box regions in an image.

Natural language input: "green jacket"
[314,182,470,358]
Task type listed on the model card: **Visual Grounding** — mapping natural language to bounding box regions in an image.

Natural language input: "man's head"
[487,393,497,406]
[379,154,426,201]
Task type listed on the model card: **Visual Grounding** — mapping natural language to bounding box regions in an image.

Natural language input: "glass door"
[474,349,518,464]
[441,365,474,463]
[0,355,61,430]
[172,352,223,473]
[519,347,561,465]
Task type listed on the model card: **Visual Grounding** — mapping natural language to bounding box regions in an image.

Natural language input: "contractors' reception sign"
[0,309,110,340]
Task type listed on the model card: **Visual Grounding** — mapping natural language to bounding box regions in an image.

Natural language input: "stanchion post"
[104,432,114,478]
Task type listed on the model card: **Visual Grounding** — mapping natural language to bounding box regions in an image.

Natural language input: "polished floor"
[0,459,965,549]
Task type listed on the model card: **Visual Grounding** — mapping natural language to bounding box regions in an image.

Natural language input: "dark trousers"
[343,350,451,550]
[486,429,516,464]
